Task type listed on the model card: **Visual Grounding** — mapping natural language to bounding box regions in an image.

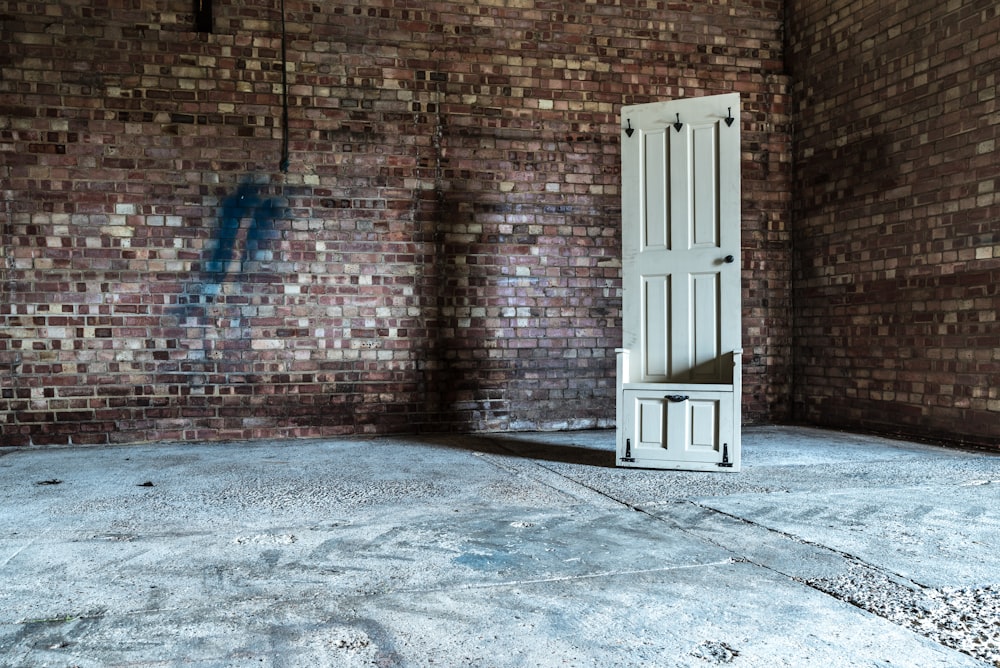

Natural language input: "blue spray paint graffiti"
[207,181,282,280]
[164,178,283,324]
[157,179,285,388]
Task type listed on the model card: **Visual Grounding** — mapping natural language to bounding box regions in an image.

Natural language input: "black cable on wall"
[279,0,289,172]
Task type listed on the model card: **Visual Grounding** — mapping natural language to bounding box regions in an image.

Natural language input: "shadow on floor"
[419,433,617,468]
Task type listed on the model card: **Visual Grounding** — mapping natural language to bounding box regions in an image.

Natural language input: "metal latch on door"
[718,444,733,468]
[620,438,635,463]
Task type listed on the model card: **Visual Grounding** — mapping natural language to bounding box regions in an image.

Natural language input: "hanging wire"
[279,0,290,172]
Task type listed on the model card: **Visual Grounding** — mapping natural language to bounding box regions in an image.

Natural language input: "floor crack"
[687,501,1000,667]
[481,441,1000,665]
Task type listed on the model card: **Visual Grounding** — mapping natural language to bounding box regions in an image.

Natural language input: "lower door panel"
[619,388,736,471]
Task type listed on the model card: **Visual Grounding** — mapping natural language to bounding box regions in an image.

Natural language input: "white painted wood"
[621,389,735,467]
[616,93,742,471]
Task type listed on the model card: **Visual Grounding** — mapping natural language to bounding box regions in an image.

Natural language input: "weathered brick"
[788,0,1000,449]
[1,0,791,445]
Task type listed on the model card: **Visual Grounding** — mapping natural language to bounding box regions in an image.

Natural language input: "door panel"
[691,123,720,248]
[637,397,664,449]
[643,275,670,378]
[643,130,670,250]
[690,272,720,381]
[689,400,718,450]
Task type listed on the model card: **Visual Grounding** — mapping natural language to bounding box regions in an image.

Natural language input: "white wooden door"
[616,94,742,471]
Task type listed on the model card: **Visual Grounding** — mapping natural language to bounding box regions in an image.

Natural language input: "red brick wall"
[787,0,1000,448]
[1,0,791,446]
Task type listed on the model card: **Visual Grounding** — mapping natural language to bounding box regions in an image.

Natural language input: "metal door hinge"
[620,438,635,463]
[717,443,733,468]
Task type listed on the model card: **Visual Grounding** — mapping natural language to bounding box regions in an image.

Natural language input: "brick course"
[1,0,790,446]
[787,0,1000,448]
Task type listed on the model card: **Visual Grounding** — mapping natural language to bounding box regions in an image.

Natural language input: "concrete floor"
[1,426,999,668]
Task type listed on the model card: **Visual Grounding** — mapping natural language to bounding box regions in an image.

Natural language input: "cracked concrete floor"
[1,426,999,667]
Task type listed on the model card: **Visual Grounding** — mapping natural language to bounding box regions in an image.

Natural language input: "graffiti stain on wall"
[162,179,285,387]
[206,181,282,281]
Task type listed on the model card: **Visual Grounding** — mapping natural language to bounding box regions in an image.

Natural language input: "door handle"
[665,395,689,402]
[723,255,735,264]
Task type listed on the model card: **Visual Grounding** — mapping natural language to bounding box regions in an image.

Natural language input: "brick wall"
[787,0,1000,447]
[1,0,791,446]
